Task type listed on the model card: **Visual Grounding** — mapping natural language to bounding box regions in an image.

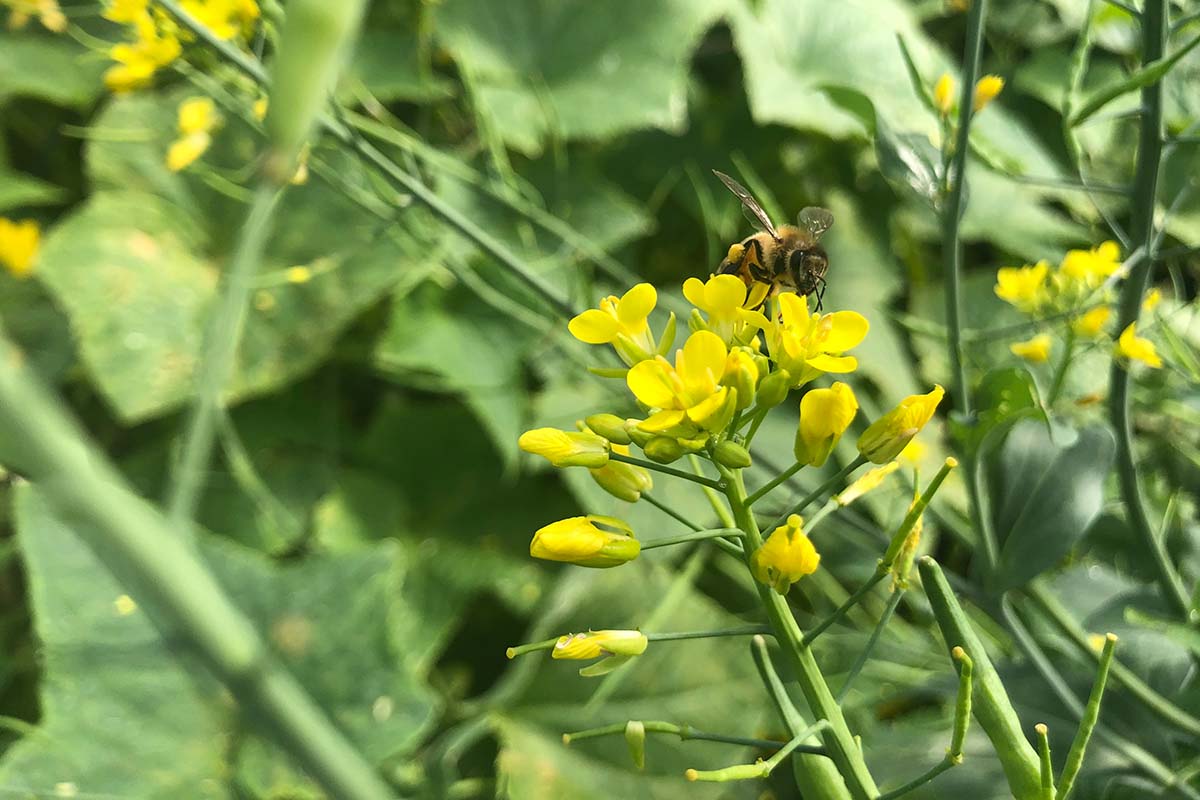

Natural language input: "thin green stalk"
[766,455,867,533]
[167,184,281,532]
[640,528,745,550]
[836,589,903,702]
[1056,633,1117,800]
[1047,329,1076,406]
[646,625,770,642]
[685,722,830,782]
[878,760,957,800]
[0,338,394,800]
[1025,582,1200,738]
[563,720,820,754]
[801,571,887,647]
[608,452,724,490]
[725,472,880,799]
[746,460,803,506]
[1036,724,1055,800]
[641,492,701,530]
[1107,0,1190,623]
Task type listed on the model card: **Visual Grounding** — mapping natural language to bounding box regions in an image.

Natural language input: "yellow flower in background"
[569,283,658,365]
[1010,333,1052,363]
[1061,241,1121,287]
[519,428,610,468]
[794,382,858,467]
[857,385,944,463]
[1115,323,1162,369]
[898,439,926,467]
[103,0,147,23]
[552,629,648,676]
[252,97,269,121]
[180,0,259,40]
[683,273,769,344]
[995,261,1049,312]
[751,514,820,594]
[627,330,735,435]
[973,74,1004,112]
[5,0,66,31]
[836,462,900,506]
[1143,288,1162,312]
[763,293,868,387]
[0,217,41,279]
[105,31,182,92]
[933,73,955,116]
[530,515,640,568]
[1073,306,1111,338]
[166,97,219,172]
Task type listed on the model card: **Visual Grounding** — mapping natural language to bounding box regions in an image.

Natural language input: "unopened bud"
[585,413,631,445]
[713,440,752,469]
[644,436,687,464]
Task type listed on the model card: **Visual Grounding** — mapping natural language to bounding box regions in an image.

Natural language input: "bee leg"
[813,277,828,312]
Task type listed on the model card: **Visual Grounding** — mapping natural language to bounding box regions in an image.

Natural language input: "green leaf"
[875,118,942,206]
[3,484,437,796]
[0,166,66,211]
[0,33,103,107]
[988,420,1115,592]
[433,0,728,156]
[1124,607,1200,659]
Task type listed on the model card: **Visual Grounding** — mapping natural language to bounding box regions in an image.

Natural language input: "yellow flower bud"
[751,514,820,594]
[724,349,759,410]
[794,381,858,467]
[589,445,653,503]
[585,413,632,445]
[836,462,900,507]
[713,439,752,469]
[530,515,640,568]
[519,427,609,468]
[553,629,648,676]
[756,369,792,409]
[1010,333,1052,364]
[934,73,955,116]
[1073,306,1111,338]
[972,74,1004,112]
[1115,323,1162,369]
[857,386,944,464]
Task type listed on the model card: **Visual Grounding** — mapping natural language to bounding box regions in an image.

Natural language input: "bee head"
[787,248,828,283]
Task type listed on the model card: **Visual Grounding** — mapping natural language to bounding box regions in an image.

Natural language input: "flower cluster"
[994,242,1163,372]
[3,0,65,31]
[167,97,219,172]
[934,72,1005,117]
[102,0,259,92]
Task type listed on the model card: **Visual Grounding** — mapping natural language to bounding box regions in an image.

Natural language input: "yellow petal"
[617,283,657,325]
[707,274,748,313]
[819,311,869,352]
[569,309,620,344]
[165,132,210,172]
[627,358,679,408]
[805,354,857,373]
[679,330,727,393]
[639,409,687,432]
[777,292,810,329]
[683,277,708,309]
[685,386,729,426]
[746,281,770,309]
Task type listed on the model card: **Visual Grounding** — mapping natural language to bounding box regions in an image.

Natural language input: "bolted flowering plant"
[508,279,966,795]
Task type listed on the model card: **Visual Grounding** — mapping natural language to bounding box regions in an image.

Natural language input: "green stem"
[1107,0,1188,622]
[877,760,957,800]
[1036,724,1055,800]
[766,455,867,533]
[836,589,903,702]
[746,460,803,506]
[563,721,821,754]
[686,722,831,782]
[725,472,879,799]
[1047,329,1076,406]
[1056,634,1117,800]
[608,452,724,490]
[640,492,700,530]
[0,338,394,800]
[167,185,282,533]
[504,638,558,658]
[646,625,770,642]
[640,528,745,550]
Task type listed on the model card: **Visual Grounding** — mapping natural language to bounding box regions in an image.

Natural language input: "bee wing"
[797,207,834,240]
[713,169,780,241]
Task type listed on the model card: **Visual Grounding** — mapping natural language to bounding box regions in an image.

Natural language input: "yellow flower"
[1061,242,1121,287]
[530,515,640,568]
[103,0,147,23]
[103,23,182,93]
[589,443,652,503]
[569,283,658,365]
[1010,333,1052,363]
[286,265,312,284]
[519,428,610,468]
[973,74,1004,112]
[762,293,868,388]
[751,514,820,594]
[857,385,944,464]
[0,217,41,279]
[683,273,769,344]
[794,381,858,467]
[627,330,735,435]
[6,0,66,31]
[1073,306,1111,338]
[166,133,211,172]
[166,97,219,172]
[1143,288,1161,312]
[180,0,260,40]
[898,439,926,467]
[252,97,269,121]
[552,629,648,676]
[995,261,1049,313]
[1115,323,1161,369]
[933,73,955,116]
[835,461,900,506]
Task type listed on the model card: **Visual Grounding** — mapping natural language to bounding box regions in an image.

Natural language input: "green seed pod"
[713,440,752,469]
[585,413,632,445]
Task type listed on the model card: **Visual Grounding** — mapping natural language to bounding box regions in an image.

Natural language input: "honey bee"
[712,169,834,309]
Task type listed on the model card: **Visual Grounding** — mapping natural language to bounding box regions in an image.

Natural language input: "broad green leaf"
[0,275,74,381]
[875,119,942,206]
[4,484,437,797]
[0,33,103,107]
[988,420,1115,591]
[0,167,66,211]
[342,26,454,104]
[433,0,728,156]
